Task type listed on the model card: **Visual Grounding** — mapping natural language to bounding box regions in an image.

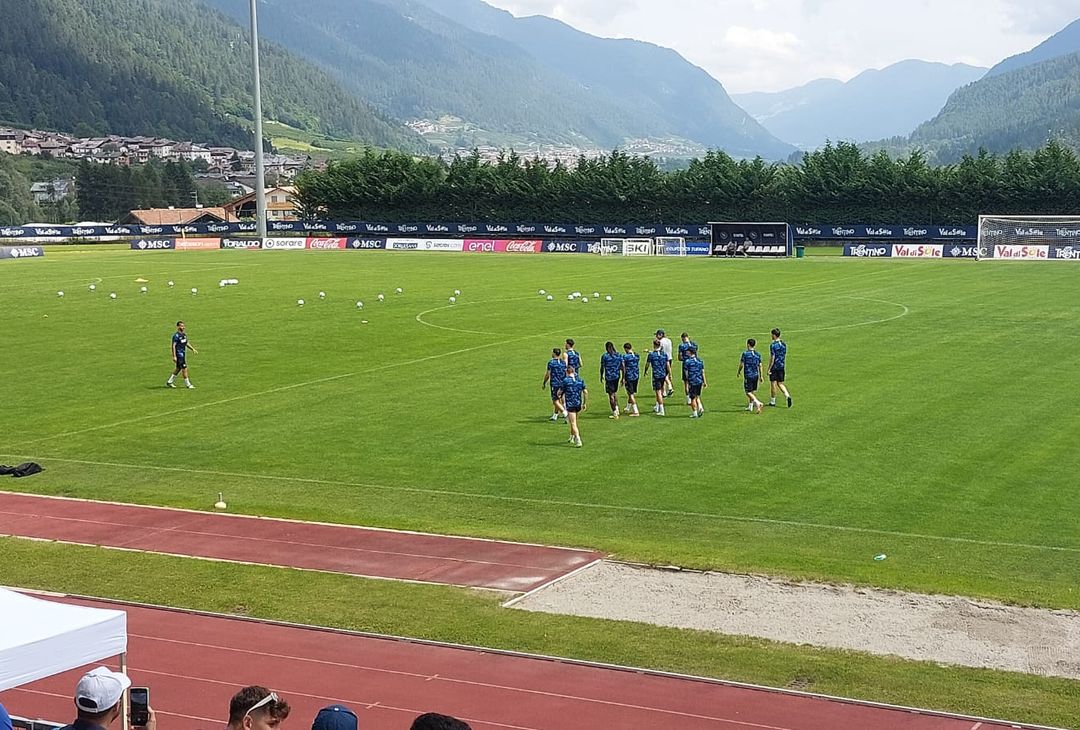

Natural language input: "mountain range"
[202,0,793,159]
[733,61,986,149]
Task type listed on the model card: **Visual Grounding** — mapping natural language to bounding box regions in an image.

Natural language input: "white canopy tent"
[0,587,128,725]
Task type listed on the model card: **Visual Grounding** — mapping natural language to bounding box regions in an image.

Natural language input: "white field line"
[3,454,1079,556]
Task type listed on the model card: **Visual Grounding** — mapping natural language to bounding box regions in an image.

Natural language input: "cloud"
[721,26,800,56]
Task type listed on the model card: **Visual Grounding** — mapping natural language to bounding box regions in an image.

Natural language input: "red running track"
[0,596,1033,730]
[0,492,600,592]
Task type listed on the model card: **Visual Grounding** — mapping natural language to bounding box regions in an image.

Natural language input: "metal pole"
[249,0,267,242]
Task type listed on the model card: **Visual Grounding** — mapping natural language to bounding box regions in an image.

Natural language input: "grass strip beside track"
[0,539,1076,728]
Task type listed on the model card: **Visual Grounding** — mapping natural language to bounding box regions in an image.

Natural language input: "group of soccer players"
[542,329,792,447]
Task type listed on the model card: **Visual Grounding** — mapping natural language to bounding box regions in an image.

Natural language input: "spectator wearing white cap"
[58,667,154,730]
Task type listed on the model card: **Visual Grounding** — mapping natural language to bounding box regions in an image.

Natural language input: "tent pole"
[120,652,130,730]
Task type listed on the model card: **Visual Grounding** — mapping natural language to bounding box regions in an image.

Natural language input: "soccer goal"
[599,238,624,256]
[621,238,653,256]
[654,237,687,256]
[977,215,1080,261]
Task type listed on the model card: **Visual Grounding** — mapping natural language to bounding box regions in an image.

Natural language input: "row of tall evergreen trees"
[296,141,1080,225]
[75,159,203,221]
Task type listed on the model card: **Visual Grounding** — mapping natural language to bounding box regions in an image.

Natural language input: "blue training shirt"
[741,350,762,379]
[547,358,567,387]
[647,350,667,379]
[678,340,698,362]
[566,349,582,372]
[622,352,640,381]
[560,375,587,409]
[601,352,623,381]
[684,356,705,385]
[770,340,787,370]
[172,331,188,357]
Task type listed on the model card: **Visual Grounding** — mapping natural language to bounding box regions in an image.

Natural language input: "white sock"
[770,398,776,405]
[167,375,175,383]
[184,378,191,386]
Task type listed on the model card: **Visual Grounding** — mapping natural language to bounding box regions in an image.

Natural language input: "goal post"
[655,236,687,256]
[977,215,1080,261]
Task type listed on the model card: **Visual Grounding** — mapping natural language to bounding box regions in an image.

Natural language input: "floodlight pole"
[249,0,267,242]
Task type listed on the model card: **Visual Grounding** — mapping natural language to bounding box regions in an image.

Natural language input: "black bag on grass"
[0,462,44,478]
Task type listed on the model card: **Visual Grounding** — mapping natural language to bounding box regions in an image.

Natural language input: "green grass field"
[2,248,1079,608]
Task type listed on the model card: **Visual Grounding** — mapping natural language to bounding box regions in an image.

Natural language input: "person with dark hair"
[166,320,198,389]
[310,704,356,730]
[542,347,568,421]
[410,713,471,730]
[684,347,707,418]
[621,342,640,417]
[600,341,624,419]
[558,364,587,447]
[768,328,792,408]
[655,329,674,397]
[563,338,582,374]
[643,339,669,416]
[58,667,153,730]
[227,686,291,730]
[738,338,764,414]
[677,332,699,405]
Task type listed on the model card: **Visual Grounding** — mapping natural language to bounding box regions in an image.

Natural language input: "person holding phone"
[59,667,155,730]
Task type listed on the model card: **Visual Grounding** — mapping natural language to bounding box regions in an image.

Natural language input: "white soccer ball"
[605,295,613,302]
[356,301,364,309]
[89,284,96,291]
[191,287,198,295]
[377,293,385,301]
[454,289,461,296]
[582,297,589,304]
[572,291,581,298]
[566,294,574,301]
[140,286,148,293]
[538,289,546,296]
[167,281,174,287]
[592,292,600,298]
[297,299,305,306]
[395,287,403,294]
[319,291,326,299]
[449,296,457,304]
[109,292,117,299]
[57,291,64,297]
[546,295,554,301]
[219,280,226,288]
[230,279,239,285]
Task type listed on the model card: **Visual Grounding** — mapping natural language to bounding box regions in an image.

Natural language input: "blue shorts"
[652,377,666,392]
[688,383,703,398]
[770,368,786,383]
[624,378,638,395]
[744,376,759,393]
[551,385,562,401]
[175,355,187,369]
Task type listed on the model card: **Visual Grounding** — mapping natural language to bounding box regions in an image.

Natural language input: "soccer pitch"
[2,248,1079,608]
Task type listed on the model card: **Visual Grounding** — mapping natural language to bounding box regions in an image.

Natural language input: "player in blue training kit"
[683,348,708,418]
[678,332,699,406]
[563,338,582,374]
[768,327,792,408]
[737,338,764,413]
[643,339,670,416]
[558,365,588,447]
[542,347,569,421]
[621,342,641,416]
[600,341,625,419]
[166,320,198,389]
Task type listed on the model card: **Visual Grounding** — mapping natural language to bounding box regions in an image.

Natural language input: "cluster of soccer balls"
[296,287,406,307]
[73,279,212,299]
[537,289,613,304]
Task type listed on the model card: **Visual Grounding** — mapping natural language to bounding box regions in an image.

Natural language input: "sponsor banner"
[131,238,176,251]
[346,237,386,250]
[623,240,653,256]
[386,239,420,251]
[306,237,348,250]
[268,220,303,232]
[385,238,464,251]
[661,240,711,256]
[993,244,1048,260]
[0,245,45,259]
[463,239,543,253]
[942,244,978,259]
[263,237,306,250]
[892,243,943,258]
[174,237,220,251]
[843,243,892,258]
[542,240,588,254]
[1050,245,1080,261]
[221,238,262,249]
[794,225,977,240]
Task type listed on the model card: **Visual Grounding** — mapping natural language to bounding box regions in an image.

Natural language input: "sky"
[483,0,1078,93]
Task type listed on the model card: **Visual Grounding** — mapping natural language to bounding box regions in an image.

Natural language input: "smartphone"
[129,687,150,727]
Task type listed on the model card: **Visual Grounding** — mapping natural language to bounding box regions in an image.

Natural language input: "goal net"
[655,237,687,256]
[622,238,653,256]
[977,215,1080,261]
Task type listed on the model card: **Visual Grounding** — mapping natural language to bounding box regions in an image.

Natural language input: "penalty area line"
[3,454,1079,556]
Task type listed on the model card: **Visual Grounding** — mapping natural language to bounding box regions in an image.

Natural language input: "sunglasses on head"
[245,692,279,717]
